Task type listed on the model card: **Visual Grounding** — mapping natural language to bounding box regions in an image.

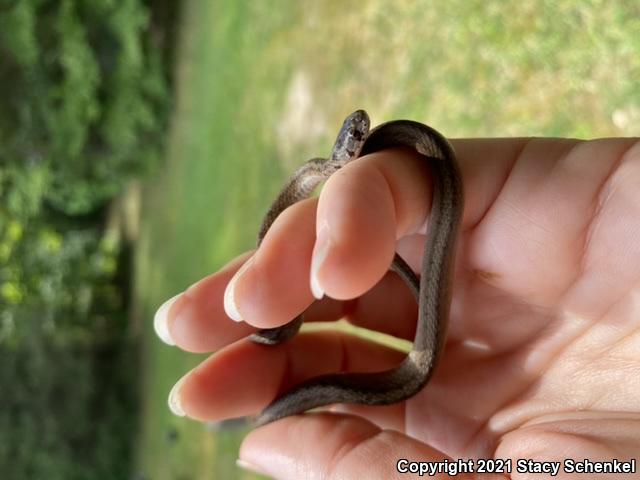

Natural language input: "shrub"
[0,0,172,477]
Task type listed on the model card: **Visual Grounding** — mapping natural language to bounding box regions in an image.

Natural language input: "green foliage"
[0,0,162,348]
[0,337,139,480]
[0,0,169,215]
[0,221,124,346]
[0,0,172,478]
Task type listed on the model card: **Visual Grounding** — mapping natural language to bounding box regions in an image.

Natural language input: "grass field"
[133,1,638,478]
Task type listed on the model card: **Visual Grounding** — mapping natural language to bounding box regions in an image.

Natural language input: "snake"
[249,110,464,427]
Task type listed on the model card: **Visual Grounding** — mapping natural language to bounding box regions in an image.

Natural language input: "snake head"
[330,109,371,164]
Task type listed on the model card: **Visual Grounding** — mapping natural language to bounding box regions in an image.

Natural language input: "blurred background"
[0,1,638,479]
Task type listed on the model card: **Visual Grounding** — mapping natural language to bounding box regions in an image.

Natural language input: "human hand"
[154,137,640,479]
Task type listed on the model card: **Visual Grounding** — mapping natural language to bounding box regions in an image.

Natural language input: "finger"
[223,197,318,328]
[310,139,527,301]
[156,250,417,354]
[153,252,256,352]
[238,415,484,480]
[168,331,405,421]
[311,148,422,300]
[495,413,640,479]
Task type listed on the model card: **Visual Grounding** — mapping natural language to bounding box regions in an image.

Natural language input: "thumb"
[238,414,486,480]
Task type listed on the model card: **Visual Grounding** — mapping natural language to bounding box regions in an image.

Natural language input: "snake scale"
[248,110,464,427]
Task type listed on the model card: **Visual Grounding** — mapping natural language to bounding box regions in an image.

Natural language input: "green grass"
[134,1,639,478]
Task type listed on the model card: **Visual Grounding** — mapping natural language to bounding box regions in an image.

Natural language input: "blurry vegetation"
[0,0,169,214]
[0,0,174,477]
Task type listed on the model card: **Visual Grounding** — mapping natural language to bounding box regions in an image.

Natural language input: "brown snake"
[250,110,464,426]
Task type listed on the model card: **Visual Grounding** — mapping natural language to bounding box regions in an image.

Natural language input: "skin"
[160,136,640,479]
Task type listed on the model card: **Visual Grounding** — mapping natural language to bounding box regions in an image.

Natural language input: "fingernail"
[154,293,181,346]
[168,376,186,417]
[236,458,267,475]
[224,256,254,322]
[310,220,330,300]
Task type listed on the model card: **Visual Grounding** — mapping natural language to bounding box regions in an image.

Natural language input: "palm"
[404,138,640,459]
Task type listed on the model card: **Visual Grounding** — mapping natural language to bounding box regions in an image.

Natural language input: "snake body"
[250,110,463,426]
